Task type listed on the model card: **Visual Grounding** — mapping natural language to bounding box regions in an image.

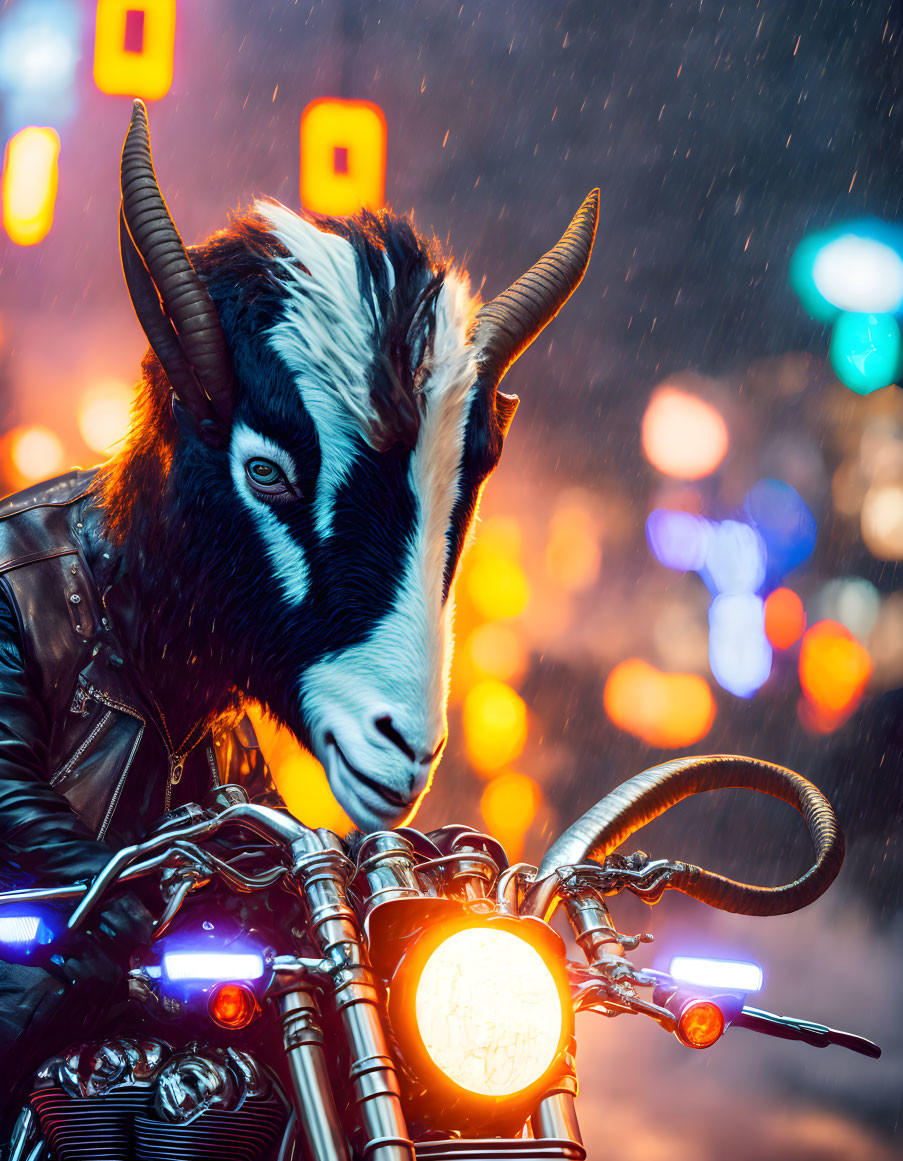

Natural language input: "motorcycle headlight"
[389,917,572,1106]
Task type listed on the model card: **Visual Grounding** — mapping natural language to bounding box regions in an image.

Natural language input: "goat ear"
[495,390,519,436]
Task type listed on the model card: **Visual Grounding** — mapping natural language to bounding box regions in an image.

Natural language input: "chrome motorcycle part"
[277,986,349,1161]
[292,830,414,1160]
[531,755,844,917]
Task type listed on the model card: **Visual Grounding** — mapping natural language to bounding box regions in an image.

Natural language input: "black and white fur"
[104,201,512,832]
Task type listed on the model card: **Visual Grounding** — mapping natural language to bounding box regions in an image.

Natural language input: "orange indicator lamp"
[676,998,726,1049]
[208,982,260,1029]
[2,128,60,247]
[94,0,176,100]
[300,98,387,215]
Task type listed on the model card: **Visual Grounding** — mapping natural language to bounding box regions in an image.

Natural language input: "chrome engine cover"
[26,1037,286,1161]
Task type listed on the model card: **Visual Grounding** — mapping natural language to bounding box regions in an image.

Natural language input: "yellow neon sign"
[94,0,176,100]
[300,98,387,216]
[2,127,60,247]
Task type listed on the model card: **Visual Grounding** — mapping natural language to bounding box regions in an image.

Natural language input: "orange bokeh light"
[463,679,528,774]
[603,659,716,748]
[2,127,60,247]
[641,386,729,480]
[300,98,387,216]
[247,706,353,834]
[94,0,176,100]
[466,622,528,683]
[764,587,807,649]
[798,620,872,722]
[545,502,601,592]
[480,770,541,861]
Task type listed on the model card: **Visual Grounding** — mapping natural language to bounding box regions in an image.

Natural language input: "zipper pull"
[70,680,92,716]
[170,756,185,786]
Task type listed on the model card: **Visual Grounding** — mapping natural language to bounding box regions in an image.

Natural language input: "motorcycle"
[0,755,880,1161]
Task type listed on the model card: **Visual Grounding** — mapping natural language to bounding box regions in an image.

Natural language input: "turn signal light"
[208,982,260,1029]
[676,998,725,1049]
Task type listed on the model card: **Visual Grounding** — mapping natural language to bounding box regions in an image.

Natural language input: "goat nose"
[375,716,444,766]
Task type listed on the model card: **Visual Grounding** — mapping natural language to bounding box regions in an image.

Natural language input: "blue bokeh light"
[700,519,767,596]
[646,509,711,572]
[744,478,817,579]
[708,593,773,698]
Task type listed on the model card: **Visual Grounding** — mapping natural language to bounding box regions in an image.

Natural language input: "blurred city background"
[0,1,901,1157]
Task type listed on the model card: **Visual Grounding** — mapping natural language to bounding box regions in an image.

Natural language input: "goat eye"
[246,458,287,489]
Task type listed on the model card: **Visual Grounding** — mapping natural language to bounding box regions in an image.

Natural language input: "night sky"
[0,2,901,1157]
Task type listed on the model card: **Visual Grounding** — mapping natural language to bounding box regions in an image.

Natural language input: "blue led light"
[163,952,265,981]
[0,915,40,943]
[670,955,763,993]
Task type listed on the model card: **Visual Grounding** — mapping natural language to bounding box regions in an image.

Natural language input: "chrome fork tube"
[277,987,349,1161]
[293,832,414,1161]
[531,1044,585,1155]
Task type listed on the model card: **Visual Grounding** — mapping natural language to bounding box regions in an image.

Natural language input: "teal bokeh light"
[828,313,901,395]
[790,221,903,323]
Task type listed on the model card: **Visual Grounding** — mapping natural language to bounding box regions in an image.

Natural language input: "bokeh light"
[545,499,601,591]
[813,577,880,642]
[829,312,900,395]
[463,679,528,774]
[466,622,528,683]
[812,233,903,314]
[640,387,729,480]
[603,658,716,748]
[77,379,134,453]
[299,97,387,215]
[708,593,773,698]
[799,620,872,726]
[466,549,530,621]
[2,126,60,246]
[860,484,903,559]
[6,425,64,483]
[701,520,767,596]
[248,707,353,834]
[744,478,818,578]
[0,0,80,99]
[764,587,807,650]
[480,770,541,861]
[94,0,176,101]
[646,508,711,572]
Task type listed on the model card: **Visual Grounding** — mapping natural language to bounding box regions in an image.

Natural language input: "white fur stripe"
[230,424,309,605]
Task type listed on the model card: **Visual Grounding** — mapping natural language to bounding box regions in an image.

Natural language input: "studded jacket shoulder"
[0,470,271,888]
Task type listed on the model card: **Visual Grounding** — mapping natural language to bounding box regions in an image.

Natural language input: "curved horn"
[528,755,845,919]
[471,188,599,384]
[120,99,234,424]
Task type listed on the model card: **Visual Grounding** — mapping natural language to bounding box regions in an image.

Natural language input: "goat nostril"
[374,716,417,762]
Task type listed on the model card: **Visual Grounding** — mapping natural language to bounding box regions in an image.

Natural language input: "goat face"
[117,101,597,832]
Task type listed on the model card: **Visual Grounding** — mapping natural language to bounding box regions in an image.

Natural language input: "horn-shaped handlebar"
[528,755,845,918]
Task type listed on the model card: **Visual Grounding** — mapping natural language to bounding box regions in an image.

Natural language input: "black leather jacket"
[0,470,269,889]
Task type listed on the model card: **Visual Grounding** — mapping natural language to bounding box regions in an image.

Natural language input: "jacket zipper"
[50,709,114,786]
[72,684,147,840]
[206,743,221,789]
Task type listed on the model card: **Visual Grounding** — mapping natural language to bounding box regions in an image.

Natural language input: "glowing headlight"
[412,927,564,1098]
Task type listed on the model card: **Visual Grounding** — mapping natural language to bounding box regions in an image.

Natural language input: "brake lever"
[733,1005,881,1059]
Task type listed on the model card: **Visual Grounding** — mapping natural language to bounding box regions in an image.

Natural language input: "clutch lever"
[733,1005,881,1059]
